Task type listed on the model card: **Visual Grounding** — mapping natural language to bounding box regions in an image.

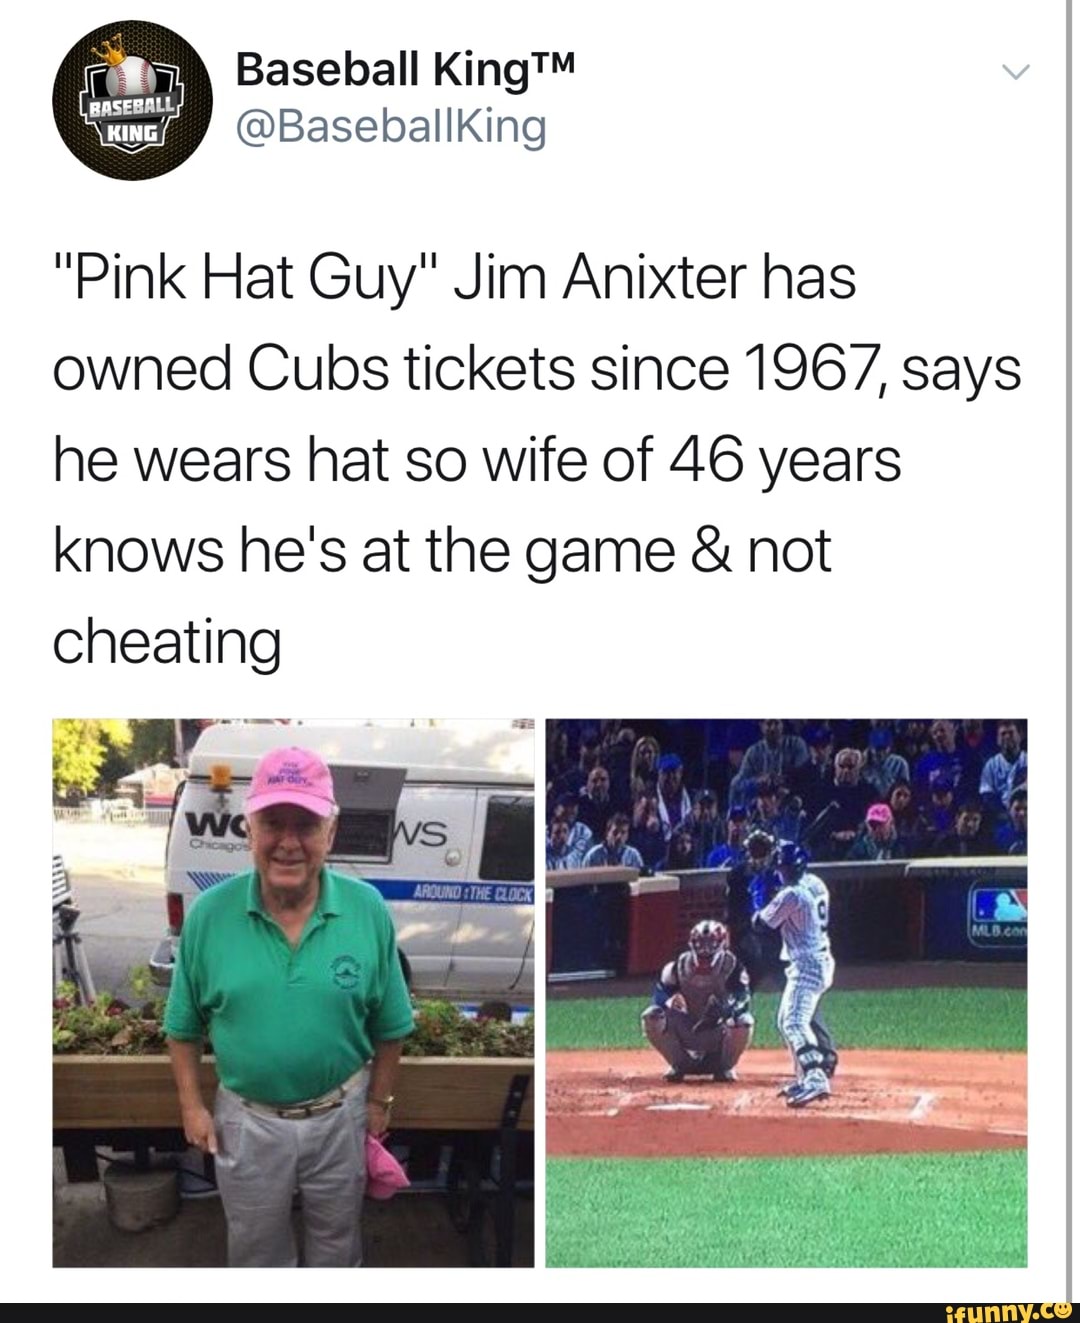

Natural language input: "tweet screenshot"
[14,0,1069,1305]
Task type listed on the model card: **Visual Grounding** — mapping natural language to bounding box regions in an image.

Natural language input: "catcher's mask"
[776,839,809,881]
[688,919,728,963]
[745,828,777,875]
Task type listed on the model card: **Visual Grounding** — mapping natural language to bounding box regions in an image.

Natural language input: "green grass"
[547,987,1027,1053]
[547,1150,1027,1268]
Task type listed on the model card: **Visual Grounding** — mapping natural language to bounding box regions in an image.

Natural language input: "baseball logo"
[98,37,158,99]
[53,20,213,180]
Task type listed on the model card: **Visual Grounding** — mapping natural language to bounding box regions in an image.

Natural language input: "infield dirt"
[547,1048,1025,1159]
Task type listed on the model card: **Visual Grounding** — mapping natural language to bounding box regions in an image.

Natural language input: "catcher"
[641,919,754,1082]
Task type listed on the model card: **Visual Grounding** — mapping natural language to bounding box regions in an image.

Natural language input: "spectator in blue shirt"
[547,817,579,870]
[582,813,645,870]
[552,793,593,864]
[913,720,964,796]
[980,722,1028,813]
[750,777,805,843]
[923,769,958,836]
[706,805,750,868]
[729,720,810,807]
[861,724,910,798]
[993,787,1028,855]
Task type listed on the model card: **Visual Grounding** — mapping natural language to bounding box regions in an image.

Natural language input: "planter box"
[53,1055,534,1132]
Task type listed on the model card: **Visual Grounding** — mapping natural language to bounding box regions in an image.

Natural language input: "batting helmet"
[776,839,809,880]
[688,919,728,963]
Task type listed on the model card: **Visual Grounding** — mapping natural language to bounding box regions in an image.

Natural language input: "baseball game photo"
[545,718,1027,1269]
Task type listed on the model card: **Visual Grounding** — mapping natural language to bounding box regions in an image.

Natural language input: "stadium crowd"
[545,719,1027,872]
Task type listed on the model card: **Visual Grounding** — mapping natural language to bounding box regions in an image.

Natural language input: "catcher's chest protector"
[675,950,736,1020]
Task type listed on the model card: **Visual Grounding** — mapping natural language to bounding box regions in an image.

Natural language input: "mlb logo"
[968,884,1028,949]
[972,888,1027,922]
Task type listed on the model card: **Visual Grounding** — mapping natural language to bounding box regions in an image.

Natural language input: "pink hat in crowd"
[365,1133,410,1199]
[866,803,894,825]
[245,747,337,818]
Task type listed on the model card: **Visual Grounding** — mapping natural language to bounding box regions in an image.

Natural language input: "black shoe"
[712,1069,738,1082]
[822,1052,838,1079]
[663,1068,685,1082]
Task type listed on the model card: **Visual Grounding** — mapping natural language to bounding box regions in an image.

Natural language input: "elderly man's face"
[834,752,860,785]
[587,767,610,799]
[248,804,336,901]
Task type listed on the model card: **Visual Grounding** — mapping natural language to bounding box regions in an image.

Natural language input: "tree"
[52,720,132,797]
[129,719,176,769]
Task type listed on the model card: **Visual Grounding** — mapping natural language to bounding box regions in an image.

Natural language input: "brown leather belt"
[238,1064,368,1120]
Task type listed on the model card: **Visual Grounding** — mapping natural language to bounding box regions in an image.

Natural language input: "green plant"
[52,976,168,1056]
[53,974,534,1059]
[403,1000,534,1058]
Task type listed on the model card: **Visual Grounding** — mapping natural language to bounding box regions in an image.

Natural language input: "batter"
[753,841,836,1108]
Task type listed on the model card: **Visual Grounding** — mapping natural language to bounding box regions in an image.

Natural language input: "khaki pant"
[213,1075,368,1268]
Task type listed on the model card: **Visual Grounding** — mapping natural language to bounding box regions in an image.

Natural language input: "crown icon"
[91,34,126,66]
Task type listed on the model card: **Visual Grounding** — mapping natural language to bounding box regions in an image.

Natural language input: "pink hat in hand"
[245,747,337,819]
[365,1133,410,1200]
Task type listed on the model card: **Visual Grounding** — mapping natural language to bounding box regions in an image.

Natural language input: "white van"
[150,723,535,1001]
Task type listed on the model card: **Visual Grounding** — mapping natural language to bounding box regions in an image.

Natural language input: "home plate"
[646,1102,712,1112]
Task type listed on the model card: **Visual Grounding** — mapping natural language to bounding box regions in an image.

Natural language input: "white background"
[4,0,1068,1302]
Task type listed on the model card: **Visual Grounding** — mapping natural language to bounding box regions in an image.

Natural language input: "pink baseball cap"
[365,1133,410,1199]
[866,803,894,825]
[245,747,337,818]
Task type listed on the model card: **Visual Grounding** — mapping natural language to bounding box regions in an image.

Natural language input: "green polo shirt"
[164,868,414,1105]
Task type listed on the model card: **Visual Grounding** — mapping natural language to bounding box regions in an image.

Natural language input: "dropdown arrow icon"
[1002,63,1030,80]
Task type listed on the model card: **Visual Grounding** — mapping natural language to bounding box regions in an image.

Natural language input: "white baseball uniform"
[757,872,834,1082]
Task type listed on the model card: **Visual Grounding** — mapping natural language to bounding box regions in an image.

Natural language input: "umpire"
[164,746,415,1268]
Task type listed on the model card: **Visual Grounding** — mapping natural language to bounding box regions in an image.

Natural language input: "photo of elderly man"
[164,746,414,1268]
